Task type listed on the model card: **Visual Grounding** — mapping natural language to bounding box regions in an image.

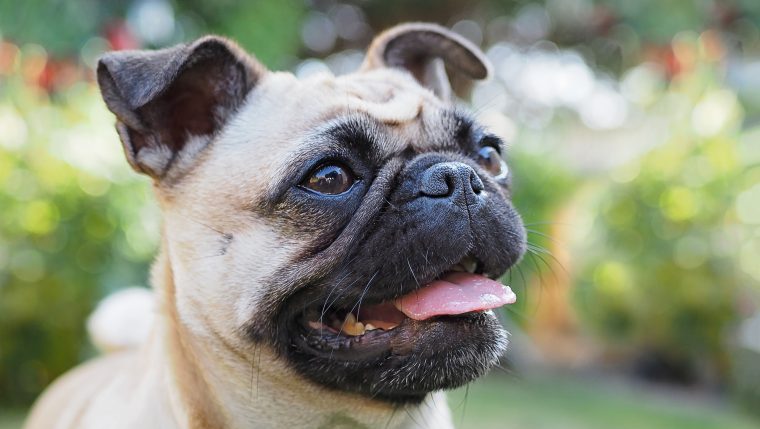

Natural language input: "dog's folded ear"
[360,22,492,100]
[97,36,266,180]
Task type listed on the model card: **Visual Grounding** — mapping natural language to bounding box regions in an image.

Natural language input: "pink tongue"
[393,272,516,321]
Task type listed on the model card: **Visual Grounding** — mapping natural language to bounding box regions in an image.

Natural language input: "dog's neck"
[148,244,451,429]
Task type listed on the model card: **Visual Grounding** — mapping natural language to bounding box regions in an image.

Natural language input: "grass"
[3,374,757,429]
[0,410,24,429]
[447,374,760,429]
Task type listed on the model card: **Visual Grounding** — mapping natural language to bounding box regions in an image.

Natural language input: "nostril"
[444,175,456,196]
[470,172,484,194]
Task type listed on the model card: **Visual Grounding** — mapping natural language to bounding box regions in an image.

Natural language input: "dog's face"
[98,24,526,403]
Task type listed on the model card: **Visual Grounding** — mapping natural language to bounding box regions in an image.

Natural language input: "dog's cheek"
[227,226,302,330]
[162,210,301,341]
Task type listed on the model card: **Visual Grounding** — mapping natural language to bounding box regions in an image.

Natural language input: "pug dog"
[24,22,526,429]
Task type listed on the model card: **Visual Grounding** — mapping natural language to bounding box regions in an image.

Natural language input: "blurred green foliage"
[0,67,158,405]
[176,0,305,68]
[0,0,130,55]
[572,38,757,381]
[503,148,576,317]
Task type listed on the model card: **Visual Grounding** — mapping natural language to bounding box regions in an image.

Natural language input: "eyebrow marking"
[328,115,384,149]
[445,110,475,144]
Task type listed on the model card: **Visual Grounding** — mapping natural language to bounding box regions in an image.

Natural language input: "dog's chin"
[275,259,510,403]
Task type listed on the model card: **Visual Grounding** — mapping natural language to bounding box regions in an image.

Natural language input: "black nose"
[420,162,484,204]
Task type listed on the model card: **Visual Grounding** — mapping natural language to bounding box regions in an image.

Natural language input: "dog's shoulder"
[24,351,137,429]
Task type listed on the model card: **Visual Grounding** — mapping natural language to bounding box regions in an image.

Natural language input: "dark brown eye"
[477,146,508,179]
[302,164,355,195]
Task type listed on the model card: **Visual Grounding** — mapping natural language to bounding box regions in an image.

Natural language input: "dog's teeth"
[364,323,377,331]
[341,313,365,336]
[343,322,364,336]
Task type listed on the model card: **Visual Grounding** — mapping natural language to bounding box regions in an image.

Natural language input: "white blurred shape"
[486,42,516,66]
[127,0,175,45]
[477,109,518,143]
[330,4,368,41]
[517,103,554,129]
[295,58,332,79]
[302,12,337,53]
[497,48,525,85]
[325,49,364,75]
[87,287,155,353]
[49,97,129,180]
[452,20,483,46]
[472,80,510,112]
[579,83,629,130]
[0,106,28,150]
[621,63,665,105]
[691,90,738,137]
[554,52,595,106]
[517,51,559,106]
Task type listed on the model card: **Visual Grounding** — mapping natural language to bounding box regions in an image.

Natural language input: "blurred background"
[1,0,759,428]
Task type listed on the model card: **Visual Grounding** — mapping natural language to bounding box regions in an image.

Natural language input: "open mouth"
[293,255,517,359]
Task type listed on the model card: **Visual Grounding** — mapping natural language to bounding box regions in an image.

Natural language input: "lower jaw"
[283,311,508,402]
[294,309,493,359]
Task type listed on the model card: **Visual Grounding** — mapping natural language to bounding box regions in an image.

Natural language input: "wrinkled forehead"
[235,68,453,150]
[328,69,444,125]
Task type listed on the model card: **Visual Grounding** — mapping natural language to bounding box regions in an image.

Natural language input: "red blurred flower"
[104,20,140,51]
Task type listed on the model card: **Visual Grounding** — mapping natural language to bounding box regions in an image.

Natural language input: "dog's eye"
[476,146,508,179]
[302,164,355,195]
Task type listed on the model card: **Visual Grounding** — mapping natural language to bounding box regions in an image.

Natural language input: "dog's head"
[97,23,526,403]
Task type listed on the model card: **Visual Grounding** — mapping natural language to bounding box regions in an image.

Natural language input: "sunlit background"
[1,1,759,428]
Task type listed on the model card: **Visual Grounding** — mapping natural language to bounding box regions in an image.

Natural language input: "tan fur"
[25,68,457,429]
